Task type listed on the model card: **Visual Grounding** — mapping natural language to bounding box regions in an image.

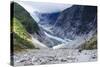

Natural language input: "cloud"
[16,1,72,13]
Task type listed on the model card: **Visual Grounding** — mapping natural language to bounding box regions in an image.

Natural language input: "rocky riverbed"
[13,49,97,66]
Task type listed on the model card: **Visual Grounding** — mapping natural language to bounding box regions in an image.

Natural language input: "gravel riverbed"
[13,49,97,66]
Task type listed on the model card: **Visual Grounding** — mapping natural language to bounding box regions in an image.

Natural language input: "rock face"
[52,5,97,40]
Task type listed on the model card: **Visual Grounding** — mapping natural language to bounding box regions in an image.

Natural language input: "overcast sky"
[16,1,72,13]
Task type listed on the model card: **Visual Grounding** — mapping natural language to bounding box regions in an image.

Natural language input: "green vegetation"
[11,2,40,52]
[13,18,35,51]
[13,2,39,34]
[80,34,97,50]
[13,18,31,40]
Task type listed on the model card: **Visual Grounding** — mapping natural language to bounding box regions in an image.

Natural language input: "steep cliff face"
[52,5,97,40]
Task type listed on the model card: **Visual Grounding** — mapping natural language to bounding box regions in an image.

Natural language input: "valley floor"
[13,49,97,66]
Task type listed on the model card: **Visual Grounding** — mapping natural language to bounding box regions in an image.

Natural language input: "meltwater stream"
[44,31,68,43]
[39,24,72,43]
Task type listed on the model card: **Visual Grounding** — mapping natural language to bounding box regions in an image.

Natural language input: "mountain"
[11,2,97,50]
[12,18,35,51]
[12,2,39,34]
[52,5,97,40]
[32,5,97,49]
[49,5,97,49]
[11,2,60,50]
[11,2,40,51]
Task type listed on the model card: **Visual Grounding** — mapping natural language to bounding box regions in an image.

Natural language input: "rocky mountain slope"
[30,5,97,49]
[52,5,97,39]
[50,5,97,49]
